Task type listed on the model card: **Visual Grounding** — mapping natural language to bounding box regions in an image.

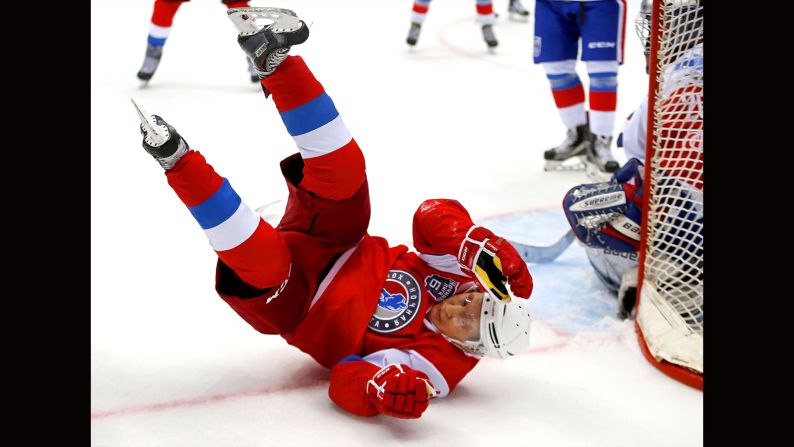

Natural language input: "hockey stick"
[508,229,576,264]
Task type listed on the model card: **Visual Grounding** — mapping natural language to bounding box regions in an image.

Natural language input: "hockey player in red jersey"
[133,7,534,420]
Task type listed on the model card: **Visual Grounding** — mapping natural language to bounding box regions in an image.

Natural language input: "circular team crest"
[369,270,422,334]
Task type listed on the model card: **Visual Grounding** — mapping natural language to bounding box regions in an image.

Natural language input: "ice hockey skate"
[136,43,163,85]
[482,24,498,49]
[227,7,310,79]
[508,0,530,21]
[131,98,189,170]
[406,22,422,46]
[543,124,590,171]
[585,134,620,180]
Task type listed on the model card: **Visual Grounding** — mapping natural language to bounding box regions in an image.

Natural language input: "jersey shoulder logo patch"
[424,274,459,302]
[369,270,422,334]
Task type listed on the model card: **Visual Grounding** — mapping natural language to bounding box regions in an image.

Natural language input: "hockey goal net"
[636,0,703,390]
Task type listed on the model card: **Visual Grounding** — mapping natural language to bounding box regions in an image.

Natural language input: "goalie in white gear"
[564,0,703,320]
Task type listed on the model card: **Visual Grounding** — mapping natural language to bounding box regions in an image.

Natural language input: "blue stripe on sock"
[547,73,581,90]
[587,72,618,78]
[279,92,339,137]
[552,79,583,90]
[187,178,242,230]
[147,36,166,46]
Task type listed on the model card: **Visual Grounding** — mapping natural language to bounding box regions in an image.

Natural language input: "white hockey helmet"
[451,291,532,359]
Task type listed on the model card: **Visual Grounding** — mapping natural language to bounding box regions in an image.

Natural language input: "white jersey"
[620,96,648,163]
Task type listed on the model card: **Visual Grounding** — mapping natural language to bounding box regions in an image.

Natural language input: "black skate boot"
[543,124,590,171]
[585,134,620,180]
[137,43,163,82]
[227,7,310,79]
[406,22,422,46]
[482,24,498,48]
[131,98,189,171]
[508,0,530,21]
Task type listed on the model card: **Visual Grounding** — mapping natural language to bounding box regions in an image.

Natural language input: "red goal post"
[636,0,703,390]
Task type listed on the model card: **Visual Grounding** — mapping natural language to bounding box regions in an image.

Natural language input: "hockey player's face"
[430,291,485,342]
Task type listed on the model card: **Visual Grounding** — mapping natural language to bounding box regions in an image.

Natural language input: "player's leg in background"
[534,0,589,169]
[476,0,498,47]
[137,0,187,82]
[581,0,626,175]
[406,0,431,46]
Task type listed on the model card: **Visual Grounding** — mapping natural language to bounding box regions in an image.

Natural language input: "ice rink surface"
[91,1,702,445]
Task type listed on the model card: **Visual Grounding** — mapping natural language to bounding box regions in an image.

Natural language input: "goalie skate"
[227,7,310,78]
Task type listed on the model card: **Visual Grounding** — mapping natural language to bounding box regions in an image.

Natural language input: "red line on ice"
[91,378,326,421]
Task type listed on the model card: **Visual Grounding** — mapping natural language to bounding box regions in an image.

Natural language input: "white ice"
[91,1,703,445]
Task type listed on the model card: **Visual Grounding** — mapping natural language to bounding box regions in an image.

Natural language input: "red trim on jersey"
[151,0,185,27]
[476,4,493,15]
[589,90,617,111]
[412,3,430,14]
[165,151,224,207]
[262,56,326,113]
[217,219,292,289]
[551,84,585,108]
[300,139,366,201]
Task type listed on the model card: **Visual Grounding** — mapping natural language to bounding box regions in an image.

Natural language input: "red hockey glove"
[458,226,534,301]
[366,364,437,419]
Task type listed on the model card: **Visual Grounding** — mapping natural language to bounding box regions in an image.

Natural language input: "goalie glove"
[458,226,534,302]
[366,364,437,419]
[563,158,644,253]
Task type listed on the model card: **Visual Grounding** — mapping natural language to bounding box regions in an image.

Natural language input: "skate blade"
[584,161,615,182]
[130,98,169,146]
[543,157,586,172]
[227,7,302,36]
[507,12,530,22]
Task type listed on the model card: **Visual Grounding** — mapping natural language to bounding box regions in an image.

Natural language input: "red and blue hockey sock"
[586,61,619,137]
[543,60,587,129]
[262,56,365,201]
[165,151,291,289]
